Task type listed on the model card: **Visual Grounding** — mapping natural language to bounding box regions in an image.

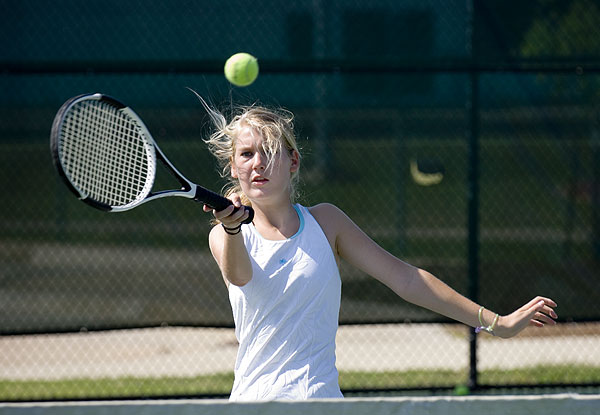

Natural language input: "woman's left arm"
[315,203,557,338]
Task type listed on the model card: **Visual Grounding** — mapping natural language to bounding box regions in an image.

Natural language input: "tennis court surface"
[1,394,599,415]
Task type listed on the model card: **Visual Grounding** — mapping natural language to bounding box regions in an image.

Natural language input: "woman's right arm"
[205,201,253,287]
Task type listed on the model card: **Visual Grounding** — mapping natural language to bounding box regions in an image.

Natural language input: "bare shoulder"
[308,203,355,242]
[308,202,342,217]
[307,203,344,256]
[308,203,347,226]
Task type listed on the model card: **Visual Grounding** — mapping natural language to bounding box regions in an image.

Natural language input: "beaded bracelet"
[222,223,242,235]
[475,306,499,335]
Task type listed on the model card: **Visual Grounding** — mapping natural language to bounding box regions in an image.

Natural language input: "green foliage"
[2,366,598,400]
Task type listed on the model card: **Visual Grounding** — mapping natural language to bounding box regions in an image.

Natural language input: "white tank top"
[228,204,343,401]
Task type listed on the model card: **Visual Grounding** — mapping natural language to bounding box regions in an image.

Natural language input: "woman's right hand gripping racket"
[50,93,253,222]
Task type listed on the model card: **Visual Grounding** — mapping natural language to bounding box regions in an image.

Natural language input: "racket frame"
[51,93,253,222]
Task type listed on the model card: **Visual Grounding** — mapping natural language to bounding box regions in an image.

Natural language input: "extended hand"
[495,297,558,339]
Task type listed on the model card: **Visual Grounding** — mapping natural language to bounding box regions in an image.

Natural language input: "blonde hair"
[196,94,301,207]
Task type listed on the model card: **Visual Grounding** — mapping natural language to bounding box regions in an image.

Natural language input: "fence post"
[592,120,600,261]
[466,0,480,391]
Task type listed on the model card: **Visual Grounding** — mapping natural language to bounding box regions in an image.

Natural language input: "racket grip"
[194,186,254,224]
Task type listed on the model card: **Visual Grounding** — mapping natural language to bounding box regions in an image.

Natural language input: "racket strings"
[59,101,155,207]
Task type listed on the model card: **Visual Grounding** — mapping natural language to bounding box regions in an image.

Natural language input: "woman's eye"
[240,151,253,158]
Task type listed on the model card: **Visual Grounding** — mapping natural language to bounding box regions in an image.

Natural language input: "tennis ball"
[224,53,259,87]
[453,385,470,396]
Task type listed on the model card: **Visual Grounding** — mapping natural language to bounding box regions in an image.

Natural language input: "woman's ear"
[290,150,300,173]
[230,157,238,178]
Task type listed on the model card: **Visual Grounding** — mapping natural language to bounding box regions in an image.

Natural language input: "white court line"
[0,394,599,415]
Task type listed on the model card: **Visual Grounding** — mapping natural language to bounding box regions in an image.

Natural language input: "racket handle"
[194,186,254,224]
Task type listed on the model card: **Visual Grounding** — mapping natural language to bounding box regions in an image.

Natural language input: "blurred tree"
[521,0,600,58]
[521,0,600,102]
[520,0,600,261]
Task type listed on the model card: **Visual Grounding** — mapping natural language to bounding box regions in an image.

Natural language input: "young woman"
[201,102,558,401]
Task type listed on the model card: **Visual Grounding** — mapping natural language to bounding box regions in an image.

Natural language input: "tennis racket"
[50,93,253,222]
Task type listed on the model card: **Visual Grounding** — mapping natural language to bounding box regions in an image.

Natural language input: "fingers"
[526,297,558,328]
[543,304,558,320]
[205,194,250,228]
[522,296,557,311]
[529,311,557,327]
[229,193,243,208]
[536,297,557,308]
[215,205,248,227]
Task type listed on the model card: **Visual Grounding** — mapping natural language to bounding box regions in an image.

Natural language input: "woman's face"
[231,125,299,205]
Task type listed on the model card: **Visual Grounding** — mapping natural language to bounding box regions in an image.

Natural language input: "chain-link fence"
[1,0,600,400]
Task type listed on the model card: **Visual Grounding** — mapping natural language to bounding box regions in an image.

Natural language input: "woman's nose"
[252,152,266,170]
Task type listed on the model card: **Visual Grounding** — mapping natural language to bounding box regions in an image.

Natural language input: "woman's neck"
[251,202,299,240]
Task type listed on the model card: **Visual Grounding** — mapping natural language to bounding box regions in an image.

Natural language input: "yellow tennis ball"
[454,385,470,396]
[224,53,259,87]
